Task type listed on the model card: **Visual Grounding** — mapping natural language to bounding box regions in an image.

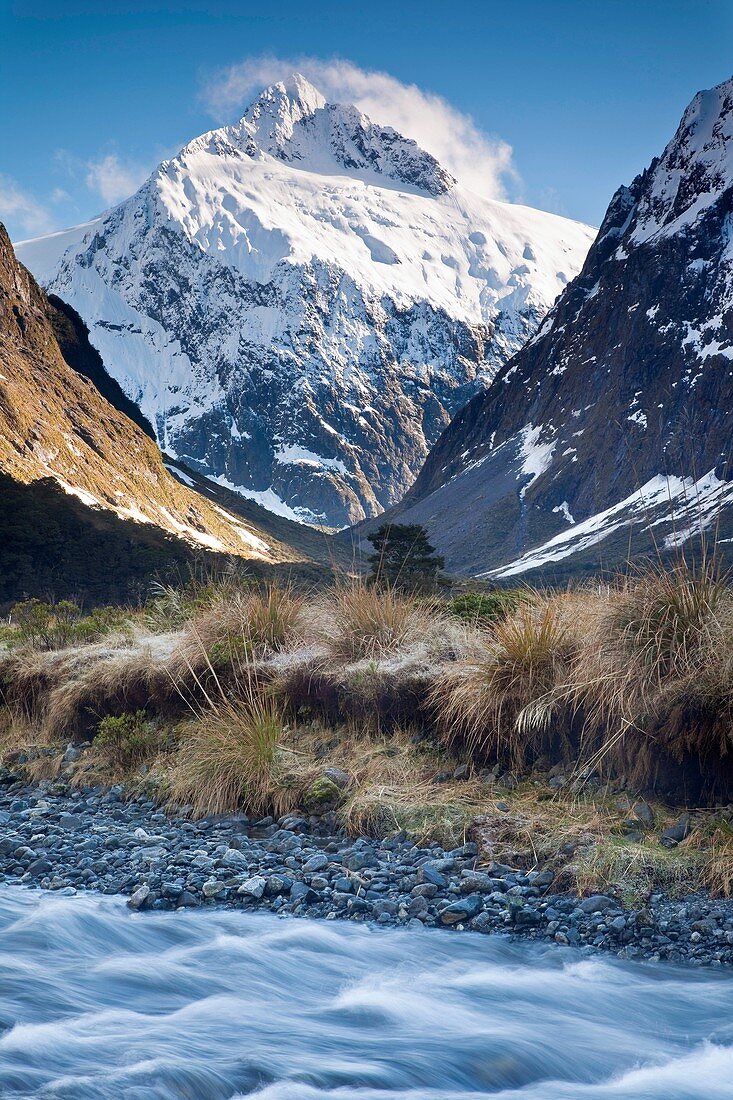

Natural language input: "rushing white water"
[1,886,732,1099]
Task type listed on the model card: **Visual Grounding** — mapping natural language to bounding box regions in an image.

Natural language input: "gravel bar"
[1,768,732,967]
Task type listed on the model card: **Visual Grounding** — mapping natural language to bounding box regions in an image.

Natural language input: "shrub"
[95,711,160,770]
[448,589,526,626]
[6,599,128,651]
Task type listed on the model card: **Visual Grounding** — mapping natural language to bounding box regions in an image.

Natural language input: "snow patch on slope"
[487,471,733,578]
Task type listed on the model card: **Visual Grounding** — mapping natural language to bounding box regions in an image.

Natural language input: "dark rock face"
[45,294,156,441]
[370,77,733,578]
[84,217,495,527]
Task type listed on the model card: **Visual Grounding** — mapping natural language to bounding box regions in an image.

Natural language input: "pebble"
[0,766,730,967]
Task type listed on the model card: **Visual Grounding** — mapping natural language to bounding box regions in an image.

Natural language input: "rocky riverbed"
[1,766,732,968]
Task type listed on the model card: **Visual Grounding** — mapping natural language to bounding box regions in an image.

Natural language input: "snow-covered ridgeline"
[17,75,595,527]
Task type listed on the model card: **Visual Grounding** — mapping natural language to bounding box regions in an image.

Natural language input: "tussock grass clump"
[170,692,305,818]
[317,583,439,663]
[171,584,304,678]
[277,586,477,730]
[433,596,579,769]
[574,562,733,793]
[144,570,252,633]
[701,826,733,898]
[343,781,480,849]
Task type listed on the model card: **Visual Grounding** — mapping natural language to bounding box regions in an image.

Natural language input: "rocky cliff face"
[0,223,329,566]
[369,76,733,578]
[17,74,593,527]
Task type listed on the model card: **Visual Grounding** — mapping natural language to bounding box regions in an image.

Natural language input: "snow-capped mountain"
[366,76,733,578]
[17,75,594,528]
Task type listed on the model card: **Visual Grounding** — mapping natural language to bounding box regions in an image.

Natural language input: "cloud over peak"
[84,154,150,206]
[202,56,520,201]
[0,175,54,236]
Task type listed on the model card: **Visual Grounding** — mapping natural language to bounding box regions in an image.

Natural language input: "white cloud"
[0,175,54,235]
[201,56,520,200]
[84,153,149,205]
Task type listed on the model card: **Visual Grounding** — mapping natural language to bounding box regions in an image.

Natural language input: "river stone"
[128,885,150,910]
[515,906,543,926]
[660,816,692,848]
[342,850,378,872]
[419,864,447,888]
[220,848,249,869]
[303,852,329,873]
[324,768,350,789]
[632,801,654,828]
[408,896,429,918]
[202,879,226,898]
[578,895,617,914]
[439,895,483,925]
[290,882,319,905]
[238,875,267,898]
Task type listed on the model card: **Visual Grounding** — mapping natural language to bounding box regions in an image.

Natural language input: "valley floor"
[2,564,733,965]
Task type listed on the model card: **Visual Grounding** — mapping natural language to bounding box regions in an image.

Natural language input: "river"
[0,885,732,1098]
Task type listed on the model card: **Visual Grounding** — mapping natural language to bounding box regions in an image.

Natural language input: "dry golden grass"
[470,784,630,875]
[309,725,482,847]
[573,563,733,788]
[168,584,305,685]
[5,563,733,831]
[316,583,442,663]
[169,692,309,818]
[432,594,581,769]
[575,835,705,904]
[701,827,733,898]
[0,632,172,742]
[275,586,478,732]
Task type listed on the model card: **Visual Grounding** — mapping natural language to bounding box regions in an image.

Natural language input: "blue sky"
[1,0,731,240]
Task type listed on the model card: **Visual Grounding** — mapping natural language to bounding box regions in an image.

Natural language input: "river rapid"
[0,886,732,1099]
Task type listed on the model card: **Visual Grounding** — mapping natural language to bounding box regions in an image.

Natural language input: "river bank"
[1,767,733,968]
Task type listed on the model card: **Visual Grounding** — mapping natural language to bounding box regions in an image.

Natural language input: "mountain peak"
[242,73,327,148]
[17,79,594,529]
[213,74,456,196]
[633,75,733,243]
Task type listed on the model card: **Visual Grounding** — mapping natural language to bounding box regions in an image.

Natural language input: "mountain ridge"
[0,223,341,598]
[360,74,733,579]
[17,75,594,527]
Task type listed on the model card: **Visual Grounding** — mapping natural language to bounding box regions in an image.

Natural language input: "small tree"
[367,523,447,594]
